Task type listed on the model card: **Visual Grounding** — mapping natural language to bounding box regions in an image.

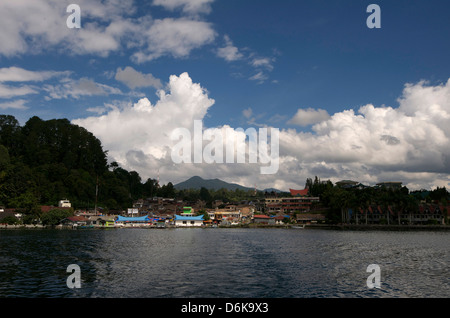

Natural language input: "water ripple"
[0,228,448,298]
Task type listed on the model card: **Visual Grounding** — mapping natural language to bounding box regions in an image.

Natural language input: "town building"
[264,197,283,213]
[282,196,320,213]
[91,215,116,228]
[335,180,359,188]
[58,199,72,208]
[335,180,368,189]
[349,204,449,225]
[376,182,403,190]
[252,214,275,224]
[296,213,326,224]
[181,206,195,216]
[273,215,289,225]
[0,208,21,224]
[132,197,184,216]
[61,216,90,228]
[213,210,241,224]
[264,188,320,214]
[174,215,204,227]
[115,215,152,227]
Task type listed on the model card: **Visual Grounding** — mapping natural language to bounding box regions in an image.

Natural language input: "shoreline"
[1,223,449,232]
[303,223,450,231]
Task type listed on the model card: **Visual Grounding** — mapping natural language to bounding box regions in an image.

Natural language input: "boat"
[291,225,305,229]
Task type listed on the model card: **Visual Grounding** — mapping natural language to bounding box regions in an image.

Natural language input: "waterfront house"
[296,213,326,224]
[273,215,288,225]
[61,216,91,228]
[174,214,204,227]
[0,209,20,224]
[91,215,116,228]
[252,214,275,225]
[213,209,242,225]
[115,215,152,227]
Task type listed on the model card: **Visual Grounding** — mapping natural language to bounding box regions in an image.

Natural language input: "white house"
[58,199,71,208]
[174,215,204,227]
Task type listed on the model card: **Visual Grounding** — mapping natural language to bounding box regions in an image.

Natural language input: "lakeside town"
[1,179,449,230]
[1,115,449,231]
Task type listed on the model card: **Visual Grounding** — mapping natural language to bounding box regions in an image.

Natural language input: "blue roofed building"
[115,215,152,227]
[174,215,204,227]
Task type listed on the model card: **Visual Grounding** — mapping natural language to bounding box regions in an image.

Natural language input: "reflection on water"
[0,228,448,298]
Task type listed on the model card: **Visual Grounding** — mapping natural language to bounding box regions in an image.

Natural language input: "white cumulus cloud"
[72,72,215,180]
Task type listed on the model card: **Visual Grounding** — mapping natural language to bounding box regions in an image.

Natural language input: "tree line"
[304,176,449,224]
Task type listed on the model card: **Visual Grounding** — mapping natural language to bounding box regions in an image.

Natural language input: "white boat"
[291,225,305,229]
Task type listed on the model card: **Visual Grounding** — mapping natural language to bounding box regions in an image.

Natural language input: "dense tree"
[199,187,212,204]
[305,176,333,197]
[159,182,175,198]
[0,115,124,211]
[40,208,74,226]
[428,187,449,203]
[0,115,21,154]
[143,178,159,198]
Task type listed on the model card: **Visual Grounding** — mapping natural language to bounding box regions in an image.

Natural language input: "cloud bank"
[0,0,216,62]
[73,73,450,191]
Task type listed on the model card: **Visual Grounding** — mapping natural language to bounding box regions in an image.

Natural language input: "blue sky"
[0,0,449,190]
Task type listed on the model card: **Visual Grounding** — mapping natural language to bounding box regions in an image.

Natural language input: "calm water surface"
[0,228,448,298]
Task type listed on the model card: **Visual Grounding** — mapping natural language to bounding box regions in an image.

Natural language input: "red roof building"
[252,214,275,224]
[253,214,271,219]
[289,188,309,197]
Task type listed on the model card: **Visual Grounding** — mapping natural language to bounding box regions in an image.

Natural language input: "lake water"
[0,228,448,298]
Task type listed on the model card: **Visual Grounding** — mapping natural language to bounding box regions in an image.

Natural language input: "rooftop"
[289,188,309,197]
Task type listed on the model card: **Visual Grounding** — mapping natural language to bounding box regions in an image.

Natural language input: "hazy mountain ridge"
[174,176,282,192]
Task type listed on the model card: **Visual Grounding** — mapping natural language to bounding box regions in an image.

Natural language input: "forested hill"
[0,115,163,212]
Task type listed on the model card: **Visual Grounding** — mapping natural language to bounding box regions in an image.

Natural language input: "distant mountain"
[263,188,283,193]
[174,176,255,191]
